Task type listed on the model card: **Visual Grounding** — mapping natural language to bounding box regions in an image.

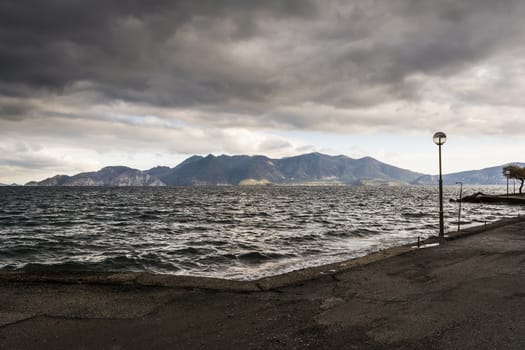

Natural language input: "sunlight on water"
[0,186,522,280]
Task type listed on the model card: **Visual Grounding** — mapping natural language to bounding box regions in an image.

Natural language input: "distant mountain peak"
[99,165,134,173]
[357,156,375,161]
[413,162,525,185]
[27,166,165,187]
[24,153,522,187]
[151,152,424,186]
[301,151,326,157]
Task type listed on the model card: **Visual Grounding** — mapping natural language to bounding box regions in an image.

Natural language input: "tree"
[503,165,525,194]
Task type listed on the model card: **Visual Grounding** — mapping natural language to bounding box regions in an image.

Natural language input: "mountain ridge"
[413,162,525,185]
[23,153,524,186]
[26,166,165,187]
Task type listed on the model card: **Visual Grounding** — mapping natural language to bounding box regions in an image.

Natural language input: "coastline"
[2,215,525,349]
[3,185,519,283]
[1,215,523,291]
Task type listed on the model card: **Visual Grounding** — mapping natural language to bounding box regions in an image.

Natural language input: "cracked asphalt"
[1,218,525,349]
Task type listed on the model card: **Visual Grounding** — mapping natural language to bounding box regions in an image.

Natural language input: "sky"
[1,0,525,184]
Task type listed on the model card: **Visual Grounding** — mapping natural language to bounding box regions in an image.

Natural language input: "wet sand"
[1,216,525,349]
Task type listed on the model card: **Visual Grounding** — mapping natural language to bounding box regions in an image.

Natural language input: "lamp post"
[456,181,463,231]
[433,131,447,239]
[505,169,511,198]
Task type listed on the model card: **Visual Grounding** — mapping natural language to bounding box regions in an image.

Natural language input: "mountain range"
[24,153,523,187]
[25,166,164,187]
[413,163,525,185]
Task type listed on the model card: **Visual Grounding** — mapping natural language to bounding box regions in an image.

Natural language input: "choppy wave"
[0,185,523,280]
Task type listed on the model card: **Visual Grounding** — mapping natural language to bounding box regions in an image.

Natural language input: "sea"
[0,185,522,280]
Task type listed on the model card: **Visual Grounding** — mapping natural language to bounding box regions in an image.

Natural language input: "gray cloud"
[0,1,317,101]
[2,0,523,108]
[0,98,34,120]
[2,0,525,181]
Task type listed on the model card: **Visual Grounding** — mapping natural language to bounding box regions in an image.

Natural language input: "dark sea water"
[0,186,522,280]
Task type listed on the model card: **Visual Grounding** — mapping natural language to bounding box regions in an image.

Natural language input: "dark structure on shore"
[454,192,525,205]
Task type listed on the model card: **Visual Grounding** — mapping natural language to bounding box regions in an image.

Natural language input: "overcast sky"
[1,0,525,183]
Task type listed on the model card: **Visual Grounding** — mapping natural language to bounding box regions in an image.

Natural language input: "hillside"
[24,153,524,187]
[412,163,525,185]
[26,166,165,187]
[155,152,423,186]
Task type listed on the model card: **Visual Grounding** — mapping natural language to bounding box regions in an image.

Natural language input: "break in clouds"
[2,0,525,179]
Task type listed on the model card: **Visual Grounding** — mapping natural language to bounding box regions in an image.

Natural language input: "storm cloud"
[2,0,525,181]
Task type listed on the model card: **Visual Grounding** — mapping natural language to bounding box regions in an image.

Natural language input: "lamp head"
[433,131,447,146]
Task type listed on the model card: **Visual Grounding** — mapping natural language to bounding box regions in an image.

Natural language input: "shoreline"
[3,214,525,349]
[2,215,524,292]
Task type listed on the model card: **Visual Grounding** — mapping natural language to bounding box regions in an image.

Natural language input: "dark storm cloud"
[1,0,525,131]
[298,0,525,105]
[4,0,525,184]
[0,0,317,102]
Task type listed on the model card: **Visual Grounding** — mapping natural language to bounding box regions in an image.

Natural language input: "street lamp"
[433,131,447,238]
[456,182,463,231]
[505,169,511,198]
